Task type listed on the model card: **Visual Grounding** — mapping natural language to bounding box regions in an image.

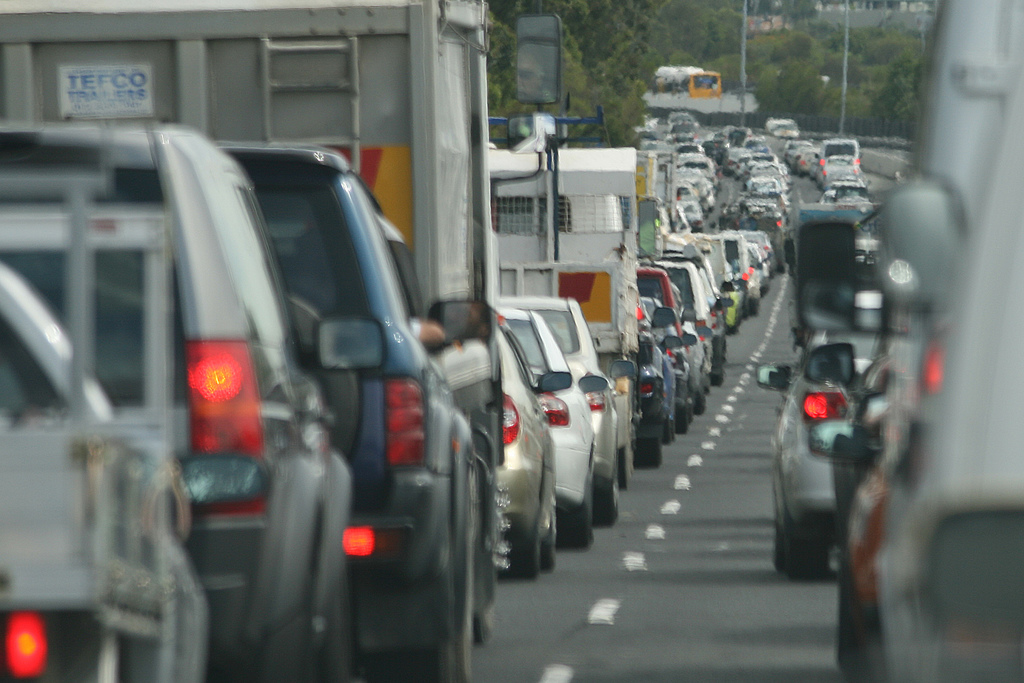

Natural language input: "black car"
[226,145,497,683]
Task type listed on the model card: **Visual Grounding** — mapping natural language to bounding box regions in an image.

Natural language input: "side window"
[225,187,290,348]
[0,315,63,423]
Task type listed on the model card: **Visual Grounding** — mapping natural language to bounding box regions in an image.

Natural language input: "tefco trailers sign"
[59,64,154,119]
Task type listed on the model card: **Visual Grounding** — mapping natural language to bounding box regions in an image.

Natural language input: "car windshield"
[638,277,665,302]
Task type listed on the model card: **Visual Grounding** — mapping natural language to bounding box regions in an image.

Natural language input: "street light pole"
[740,0,747,127]
[839,0,850,134]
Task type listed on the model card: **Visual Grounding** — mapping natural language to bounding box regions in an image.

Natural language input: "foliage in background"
[486,0,926,146]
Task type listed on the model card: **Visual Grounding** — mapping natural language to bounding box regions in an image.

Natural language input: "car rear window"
[253,183,370,318]
[638,277,664,302]
[534,310,580,355]
[664,268,694,308]
[825,142,857,158]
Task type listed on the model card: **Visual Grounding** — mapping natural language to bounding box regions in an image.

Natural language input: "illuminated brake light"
[6,612,46,679]
[503,394,521,445]
[636,305,644,321]
[386,379,425,466]
[803,391,848,421]
[187,340,263,457]
[539,393,570,427]
[639,380,655,398]
[344,527,375,557]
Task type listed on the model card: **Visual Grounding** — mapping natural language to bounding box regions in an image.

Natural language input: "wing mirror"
[609,359,637,379]
[662,335,683,350]
[807,420,878,463]
[756,363,792,391]
[427,299,492,345]
[682,333,699,347]
[536,370,572,393]
[680,306,698,322]
[804,342,855,386]
[578,374,609,394]
[651,306,677,328]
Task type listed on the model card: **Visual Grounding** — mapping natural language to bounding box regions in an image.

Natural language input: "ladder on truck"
[0,162,205,682]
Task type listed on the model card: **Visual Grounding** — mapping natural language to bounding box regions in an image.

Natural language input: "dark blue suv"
[226,145,497,683]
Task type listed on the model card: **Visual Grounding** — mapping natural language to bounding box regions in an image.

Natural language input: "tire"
[782,511,831,580]
[693,389,707,416]
[540,491,557,572]
[557,464,593,549]
[635,437,662,468]
[773,516,787,574]
[675,401,691,434]
[710,368,724,387]
[592,471,619,527]
[662,415,675,444]
[505,519,541,580]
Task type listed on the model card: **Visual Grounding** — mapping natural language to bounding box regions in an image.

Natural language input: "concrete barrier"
[861,148,910,180]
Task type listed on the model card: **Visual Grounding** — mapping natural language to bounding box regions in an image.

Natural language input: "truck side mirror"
[609,359,636,379]
[651,306,677,328]
[804,342,855,386]
[319,318,385,370]
[516,14,562,105]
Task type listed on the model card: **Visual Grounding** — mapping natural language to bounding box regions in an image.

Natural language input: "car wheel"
[558,464,593,549]
[540,489,557,571]
[675,401,691,434]
[710,367,724,387]
[662,415,675,444]
[593,469,619,527]
[635,437,662,468]
[773,516,787,574]
[693,390,707,416]
[782,511,830,580]
[505,517,541,580]
[617,445,631,491]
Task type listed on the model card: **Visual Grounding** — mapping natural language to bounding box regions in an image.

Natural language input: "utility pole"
[839,0,850,134]
[740,0,748,127]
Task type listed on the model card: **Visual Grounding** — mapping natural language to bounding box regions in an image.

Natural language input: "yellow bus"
[688,71,722,99]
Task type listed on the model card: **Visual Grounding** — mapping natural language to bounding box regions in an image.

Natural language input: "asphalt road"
[472,278,845,683]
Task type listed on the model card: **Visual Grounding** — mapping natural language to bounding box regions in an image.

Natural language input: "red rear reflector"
[539,393,570,427]
[344,527,375,557]
[187,341,263,458]
[503,394,521,445]
[6,612,46,679]
[803,391,848,421]
[386,379,425,466]
[924,342,945,395]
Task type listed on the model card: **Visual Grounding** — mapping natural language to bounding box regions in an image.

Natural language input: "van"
[814,138,861,184]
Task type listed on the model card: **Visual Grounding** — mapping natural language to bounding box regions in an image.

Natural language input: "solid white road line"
[539,664,575,683]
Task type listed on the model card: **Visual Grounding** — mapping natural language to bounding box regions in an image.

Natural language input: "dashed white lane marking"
[588,599,621,625]
[701,441,717,451]
[674,475,691,490]
[687,454,703,467]
[722,404,735,413]
[622,552,648,571]
[708,427,722,437]
[539,664,575,683]
[734,386,746,394]
[727,395,738,402]
[645,524,666,540]
[745,364,755,371]
[714,542,731,552]
[715,414,730,424]
[660,499,682,515]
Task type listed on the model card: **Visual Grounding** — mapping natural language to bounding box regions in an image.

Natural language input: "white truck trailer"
[490,146,639,477]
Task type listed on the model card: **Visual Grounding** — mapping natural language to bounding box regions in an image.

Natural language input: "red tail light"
[636,305,644,321]
[386,379,425,466]
[343,527,376,557]
[187,341,263,457]
[503,393,521,445]
[539,393,570,427]
[803,391,848,422]
[923,341,944,395]
[6,612,46,679]
[820,158,825,166]
[586,391,607,412]
[639,380,655,398]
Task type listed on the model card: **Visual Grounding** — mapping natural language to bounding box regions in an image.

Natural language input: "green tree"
[871,48,923,121]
